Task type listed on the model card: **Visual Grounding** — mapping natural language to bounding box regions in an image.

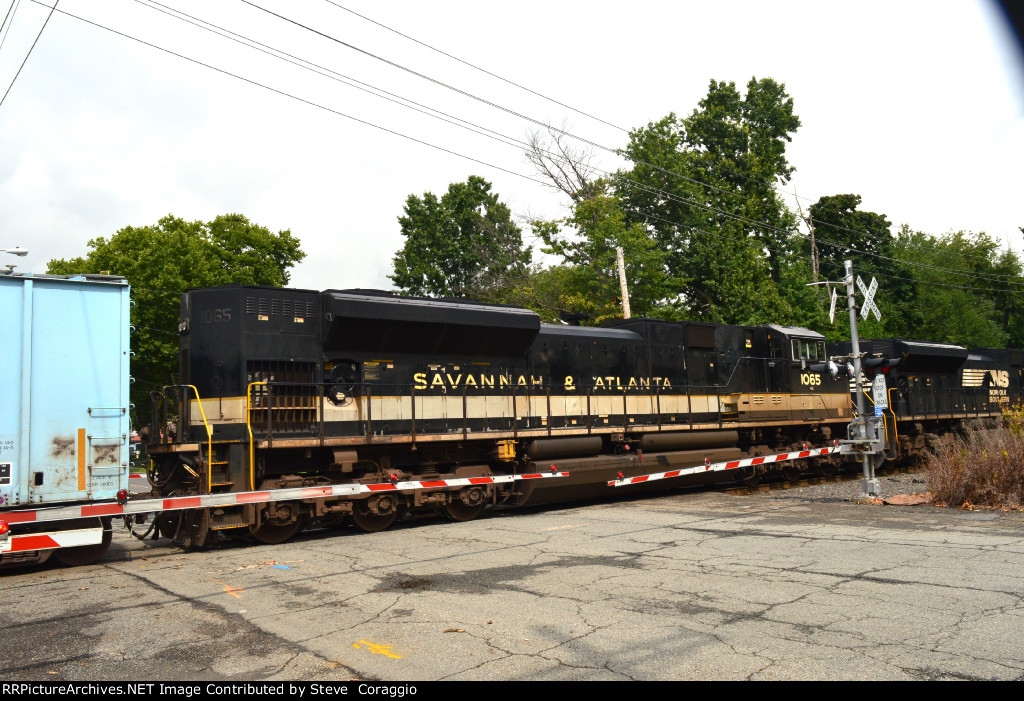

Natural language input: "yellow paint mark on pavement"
[352,640,402,659]
[210,578,245,598]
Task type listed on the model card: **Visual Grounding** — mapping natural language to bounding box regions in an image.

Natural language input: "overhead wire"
[0,0,17,48]
[26,1,1024,293]
[125,0,761,255]
[0,0,56,109]
[21,0,1013,283]
[134,0,526,151]
[0,0,15,31]
[23,1,553,187]
[0,0,22,55]
[243,1,1024,284]
[14,1,820,297]
[320,0,630,134]
[241,1,749,205]
[318,0,859,224]
[318,1,1019,272]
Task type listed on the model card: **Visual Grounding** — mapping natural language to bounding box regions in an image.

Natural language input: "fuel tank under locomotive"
[511,430,746,504]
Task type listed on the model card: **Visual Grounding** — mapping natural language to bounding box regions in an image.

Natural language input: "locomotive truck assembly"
[1,273,1018,567]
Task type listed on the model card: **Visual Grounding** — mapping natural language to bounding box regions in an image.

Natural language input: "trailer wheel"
[53,518,112,567]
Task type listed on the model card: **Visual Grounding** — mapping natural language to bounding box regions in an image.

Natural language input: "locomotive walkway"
[1,474,1023,681]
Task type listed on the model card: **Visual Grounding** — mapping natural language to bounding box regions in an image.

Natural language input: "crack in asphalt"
[112,565,368,681]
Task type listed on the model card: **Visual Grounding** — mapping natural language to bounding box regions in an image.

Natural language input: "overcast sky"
[1,0,1022,292]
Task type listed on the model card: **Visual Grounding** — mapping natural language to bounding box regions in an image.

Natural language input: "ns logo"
[990,370,1010,388]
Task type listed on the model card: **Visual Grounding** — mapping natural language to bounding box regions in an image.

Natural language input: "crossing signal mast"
[809,260,887,497]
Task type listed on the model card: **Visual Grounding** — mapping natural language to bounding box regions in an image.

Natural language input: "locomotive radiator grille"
[247,360,318,433]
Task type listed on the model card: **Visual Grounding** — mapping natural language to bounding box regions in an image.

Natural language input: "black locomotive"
[148,285,1013,545]
[829,339,1018,457]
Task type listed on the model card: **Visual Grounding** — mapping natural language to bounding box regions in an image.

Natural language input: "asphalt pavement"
[2,475,1023,681]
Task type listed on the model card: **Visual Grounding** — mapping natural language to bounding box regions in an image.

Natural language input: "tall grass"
[925,418,1024,508]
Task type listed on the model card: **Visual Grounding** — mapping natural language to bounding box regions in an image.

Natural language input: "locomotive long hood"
[321,290,541,358]
[832,338,969,373]
[894,340,969,372]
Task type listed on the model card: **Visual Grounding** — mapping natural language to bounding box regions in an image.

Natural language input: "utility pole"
[616,246,631,319]
[795,195,819,282]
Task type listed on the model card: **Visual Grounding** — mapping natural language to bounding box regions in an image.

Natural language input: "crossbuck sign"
[856,275,881,321]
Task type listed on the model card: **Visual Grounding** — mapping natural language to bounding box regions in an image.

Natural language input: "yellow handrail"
[888,386,899,449]
[246,381,267,491]
[860,382,900,449]
[183,385,213,493]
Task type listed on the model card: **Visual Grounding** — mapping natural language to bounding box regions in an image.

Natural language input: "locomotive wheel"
[251,517,305,545]
[351,496,399,533]
[816,460,840,477]
[781,463,804,484]
[154,488,192,540]
[155,511,182,540]
[444,487,488,522]
[53,518,112,567]
[251,502,306,544]
[738,466,761,487]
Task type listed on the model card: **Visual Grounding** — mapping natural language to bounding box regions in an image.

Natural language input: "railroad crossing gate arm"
[0,470,570,531]
[608,445,837,487]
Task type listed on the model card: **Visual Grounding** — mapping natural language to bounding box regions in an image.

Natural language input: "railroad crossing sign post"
[807,262,888,496]
[845,260,882,497]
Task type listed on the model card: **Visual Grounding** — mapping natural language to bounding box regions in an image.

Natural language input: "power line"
[243,2,1024,283]
[320,0,629,134]
[29,2,553,187]
[16,3,814,290]
[0,0,22,55]
[241,0,754,212]
[317,1,803,198]
[132,0,525,151]
[315,2,1018,271]
[0,0,14,29]
[32,2,1024,292]
[240,0,624,156]
[124,3,754,244]
[0,0,56,110]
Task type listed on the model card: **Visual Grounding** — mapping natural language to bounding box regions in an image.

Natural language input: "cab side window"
[790,339,825,361]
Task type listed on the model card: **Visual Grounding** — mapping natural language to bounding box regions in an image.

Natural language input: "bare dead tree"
[525,125,602,203]
[795,191,819,282]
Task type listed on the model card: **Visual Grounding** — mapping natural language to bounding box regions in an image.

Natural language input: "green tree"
[389,176,531,301]
[683,77,801,283]
[508,264,581,324]
[802,194,920,338]
[807,194,896,283]
[531,186,679,324]
[47,214,304,418]
[614,77,804,324]
[888,227,1023,348]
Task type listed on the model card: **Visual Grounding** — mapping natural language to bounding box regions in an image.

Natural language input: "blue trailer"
[0,272,131,566]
